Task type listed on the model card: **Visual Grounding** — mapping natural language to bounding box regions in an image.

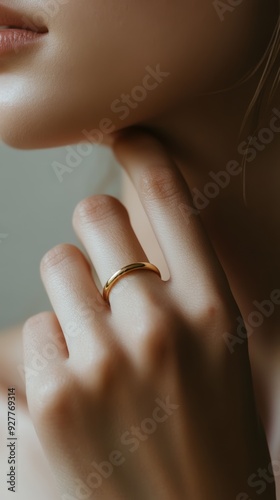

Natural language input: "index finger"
[112,129,233,316]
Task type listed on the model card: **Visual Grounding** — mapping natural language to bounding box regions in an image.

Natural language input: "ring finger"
[72,194,165,306]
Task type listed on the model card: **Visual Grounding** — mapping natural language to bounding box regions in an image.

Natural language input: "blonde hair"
[242,16,280,132]
[242,15,280,205]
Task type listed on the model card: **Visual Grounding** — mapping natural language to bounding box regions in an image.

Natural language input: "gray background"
[0,142,122,330]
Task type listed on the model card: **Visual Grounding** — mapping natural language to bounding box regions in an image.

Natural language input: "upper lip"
[0,5,48,33]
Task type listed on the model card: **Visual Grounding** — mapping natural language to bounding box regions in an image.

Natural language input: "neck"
[139,69,279,194]
[137,71,280,324]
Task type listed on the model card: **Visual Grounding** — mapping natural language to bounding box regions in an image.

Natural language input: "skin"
[0,0,276,149]
[0,0,280,498]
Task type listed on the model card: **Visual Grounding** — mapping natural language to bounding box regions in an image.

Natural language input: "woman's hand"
[23,129,275,500]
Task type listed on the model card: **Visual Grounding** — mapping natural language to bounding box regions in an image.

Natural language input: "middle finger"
[111,130,232,315]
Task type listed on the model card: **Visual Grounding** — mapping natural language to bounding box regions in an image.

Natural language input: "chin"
[0,96,157,151]
[0,128,64,151]
[0,109,112,151]
[0,108,65,150]
[0,125,49,150]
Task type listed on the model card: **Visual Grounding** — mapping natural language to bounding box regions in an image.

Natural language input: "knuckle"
[136,310,175,373]
[88,348,127,396]
[74,195,128,226]
[140,167,180,203]
[23,311,56,335]
[189,294,232,343]
[30,374,76,424]
[198,299,226,327]
[40,244,81,273]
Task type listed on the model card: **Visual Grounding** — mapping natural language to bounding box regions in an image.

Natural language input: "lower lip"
[0,29,46,56]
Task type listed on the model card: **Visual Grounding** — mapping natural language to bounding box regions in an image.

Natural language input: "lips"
[0,5,48,33]
[0,4,48,58]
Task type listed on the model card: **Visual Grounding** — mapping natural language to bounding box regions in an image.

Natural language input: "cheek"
[0,0,265,150]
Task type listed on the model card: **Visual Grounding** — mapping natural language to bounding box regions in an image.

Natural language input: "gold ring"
[102,262,161,304]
